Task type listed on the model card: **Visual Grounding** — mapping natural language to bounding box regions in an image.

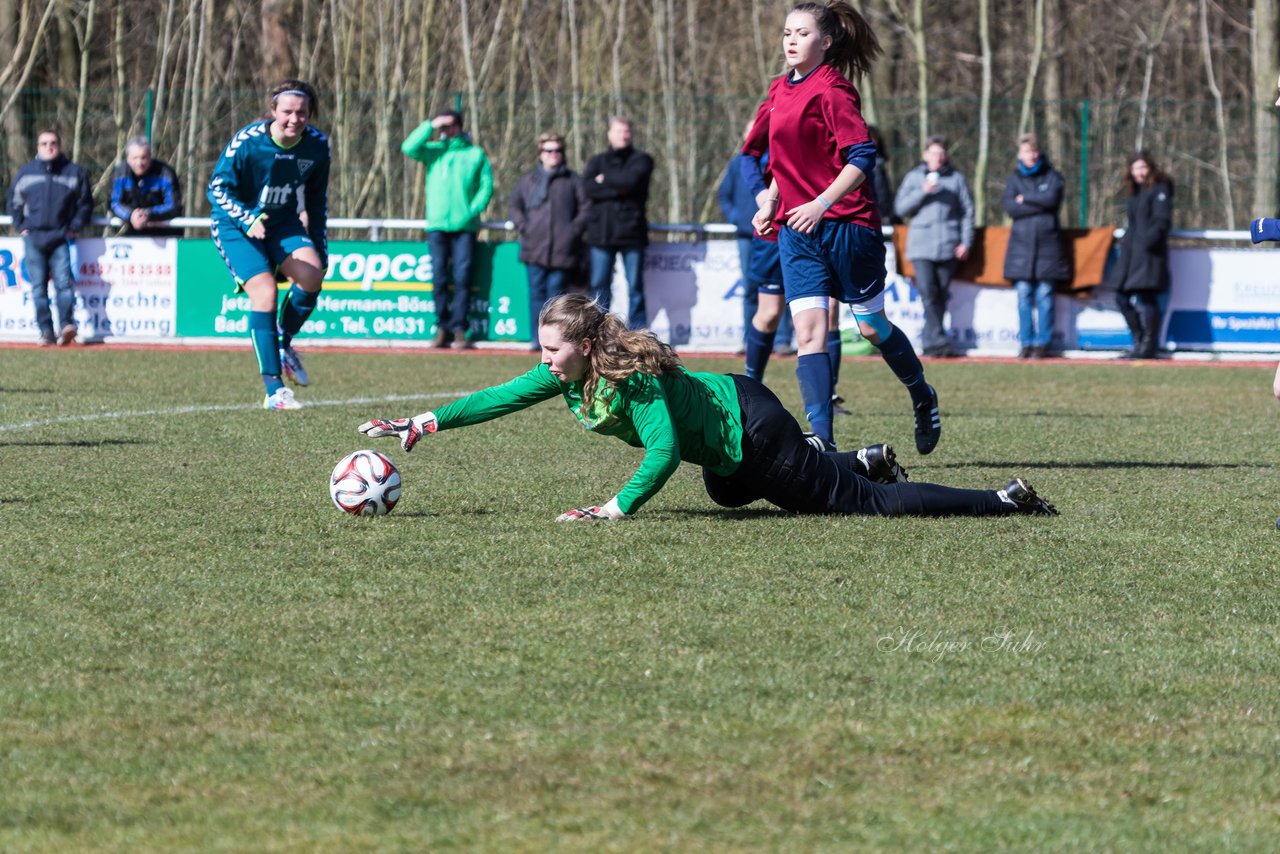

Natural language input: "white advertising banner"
[644,240,745,350]
[643,241,1280,355]
[643,239,1081,355]
[0,236,178,342]
[1162,247,1280,353]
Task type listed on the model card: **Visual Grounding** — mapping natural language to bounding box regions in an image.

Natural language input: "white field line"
[0,391,474,434]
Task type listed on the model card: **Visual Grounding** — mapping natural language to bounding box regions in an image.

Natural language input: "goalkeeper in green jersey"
[359,295,1058,521]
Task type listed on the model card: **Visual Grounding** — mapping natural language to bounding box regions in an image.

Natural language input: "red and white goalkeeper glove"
[555,497,630,522]
[357,411,438,452]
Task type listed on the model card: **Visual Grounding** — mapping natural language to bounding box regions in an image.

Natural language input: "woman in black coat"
[1002,133,1069,358]
[508,132,589,349]
[1106,150,1174,359]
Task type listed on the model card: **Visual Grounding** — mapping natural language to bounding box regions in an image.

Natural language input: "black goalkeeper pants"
[702,375,1010,517]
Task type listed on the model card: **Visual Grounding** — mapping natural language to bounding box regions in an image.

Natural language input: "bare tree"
[262,0,295,86]
[1200,0,1235,228]
[1252,0,1278,218]
[974,0,991,226]
[1016,0,1044,136]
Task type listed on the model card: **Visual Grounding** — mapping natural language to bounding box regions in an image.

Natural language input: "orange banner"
[891,226,1115,293]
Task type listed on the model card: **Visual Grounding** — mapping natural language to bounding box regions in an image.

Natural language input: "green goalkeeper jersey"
[433,364,744,515]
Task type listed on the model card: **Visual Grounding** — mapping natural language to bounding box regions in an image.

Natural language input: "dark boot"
[1115,293,1143,359]
[1134,302,1161,358]
[1135,326,1159,359]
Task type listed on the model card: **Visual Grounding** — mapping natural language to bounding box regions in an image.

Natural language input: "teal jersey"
[207,121,330,254]
[433,364,744,515]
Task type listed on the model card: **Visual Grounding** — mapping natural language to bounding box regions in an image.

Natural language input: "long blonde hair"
[538,294,682,411]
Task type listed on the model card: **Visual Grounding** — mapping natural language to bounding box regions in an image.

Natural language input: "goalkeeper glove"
[555,497,630,522]
[357,411,438,452]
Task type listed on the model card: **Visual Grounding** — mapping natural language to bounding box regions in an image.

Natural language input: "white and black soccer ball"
[329,449,402,516]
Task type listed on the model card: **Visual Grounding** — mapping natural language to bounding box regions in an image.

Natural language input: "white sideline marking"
[0,391,474,434]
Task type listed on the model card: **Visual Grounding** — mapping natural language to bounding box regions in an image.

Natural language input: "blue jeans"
[589,246,646,329]
[25,237,76,339]
[427,230,476,335]
[1015,280,1056,349]
[527,265,568,347]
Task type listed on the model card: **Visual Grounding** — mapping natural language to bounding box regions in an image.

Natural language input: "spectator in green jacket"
[402,109,494,349]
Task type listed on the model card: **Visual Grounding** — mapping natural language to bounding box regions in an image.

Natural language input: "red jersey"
[743,64,880,232]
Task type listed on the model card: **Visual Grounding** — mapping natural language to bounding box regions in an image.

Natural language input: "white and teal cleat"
[280,345,309,386]
[263,386,302,410]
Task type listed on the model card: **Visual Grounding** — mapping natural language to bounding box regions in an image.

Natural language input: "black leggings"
[702,376,1009,517]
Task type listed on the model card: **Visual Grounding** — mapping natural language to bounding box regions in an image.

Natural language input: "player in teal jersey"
[358,294,1058,520]
[207,79,330,410]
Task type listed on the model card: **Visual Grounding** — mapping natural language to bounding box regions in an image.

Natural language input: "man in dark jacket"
[7,129,93,346]
[1002,133,1069,358]
[582,116,653,329]
[509,131,588,349]
[110,137,183,237]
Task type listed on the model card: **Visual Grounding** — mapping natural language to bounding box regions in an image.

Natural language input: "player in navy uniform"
[208,79,330,410]
[745,1,939,455]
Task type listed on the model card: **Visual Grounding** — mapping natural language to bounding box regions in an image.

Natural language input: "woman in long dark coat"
[1002,133,1069,358]
[1106,150,1174,359]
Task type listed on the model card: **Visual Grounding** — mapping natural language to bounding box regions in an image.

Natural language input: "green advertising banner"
[175,239,530,343]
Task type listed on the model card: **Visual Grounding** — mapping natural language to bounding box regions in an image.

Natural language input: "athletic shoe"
[38,335,56,347]
[262,387,302,410]
[57,324,78,346]
[913,385,941,455]
[832,393,852,417]
[802,431,837,452]
[279,345,309,386]
[997,478,1059,516]
[856,443,910,484]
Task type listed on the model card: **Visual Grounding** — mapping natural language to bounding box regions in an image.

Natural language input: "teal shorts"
[211,216,315,289]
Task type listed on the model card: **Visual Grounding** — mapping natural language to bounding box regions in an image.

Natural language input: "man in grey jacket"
[894,135,975,358]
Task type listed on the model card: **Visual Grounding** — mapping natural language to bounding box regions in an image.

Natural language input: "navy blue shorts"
[211,216,315,289]
[778,220,885,307]
[748,238,783,296]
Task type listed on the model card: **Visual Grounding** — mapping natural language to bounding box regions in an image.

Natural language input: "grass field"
[2,344,1278,851]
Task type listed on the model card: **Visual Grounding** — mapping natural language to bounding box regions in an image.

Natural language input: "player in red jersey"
[744,1,940,456]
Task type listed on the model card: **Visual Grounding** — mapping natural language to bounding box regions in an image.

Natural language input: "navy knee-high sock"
[796,352,834,442]
[826,328,843,387]
[745,325,776,381]
[250,310,284,394]
[877,325,931,407]
[278,285,319,348]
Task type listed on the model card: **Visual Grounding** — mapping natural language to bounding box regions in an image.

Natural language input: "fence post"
[145,89,154,141]
[1079,99,1090,228]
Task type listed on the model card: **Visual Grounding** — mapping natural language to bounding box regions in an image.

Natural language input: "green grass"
[1,346,1278,851]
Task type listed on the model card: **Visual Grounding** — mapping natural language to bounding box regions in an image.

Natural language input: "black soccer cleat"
[998,478,1059,516]
[802,431,837,453]
[913,384,941,455]
[856,443,910,484]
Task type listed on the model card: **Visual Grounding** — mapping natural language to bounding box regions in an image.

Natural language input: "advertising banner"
[645,240,745,351]
[0,236,177,342]
[4,235,1275,355]
[1162,247,1280,352]
[175,239,529,345]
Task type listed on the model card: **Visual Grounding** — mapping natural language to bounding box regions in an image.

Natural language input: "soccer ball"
[329,450,402,516]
